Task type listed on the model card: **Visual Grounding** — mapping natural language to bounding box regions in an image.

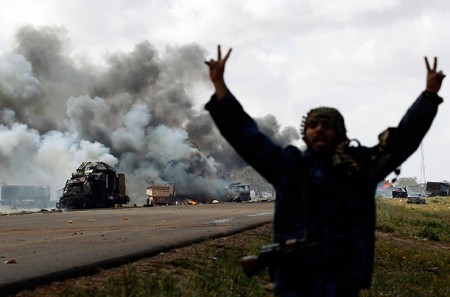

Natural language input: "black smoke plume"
[0,26,299,202]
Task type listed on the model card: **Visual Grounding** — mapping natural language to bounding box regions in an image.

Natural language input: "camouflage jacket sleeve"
[369,91,443,181]
[205,90,286,184]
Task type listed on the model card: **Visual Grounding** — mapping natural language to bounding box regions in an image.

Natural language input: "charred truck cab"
[225,182,251,202]
[57,162,129,210]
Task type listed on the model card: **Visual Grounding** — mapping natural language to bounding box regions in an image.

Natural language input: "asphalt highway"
[0,202,273,294]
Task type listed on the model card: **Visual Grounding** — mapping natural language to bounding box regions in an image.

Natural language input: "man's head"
[301,107,348,153]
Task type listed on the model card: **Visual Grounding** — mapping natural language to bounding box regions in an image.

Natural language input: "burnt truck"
[57,162,129,210]
[1,185,50,208]
[391,187,407,198]
[146,184,176,206]
[225,182,251,202]
[425,181,450,196]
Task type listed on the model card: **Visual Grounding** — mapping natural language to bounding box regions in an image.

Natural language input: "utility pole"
[420,143,426,184]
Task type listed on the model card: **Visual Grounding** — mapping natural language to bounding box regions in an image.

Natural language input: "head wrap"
[301,107,362,177]
[301,107,348,142]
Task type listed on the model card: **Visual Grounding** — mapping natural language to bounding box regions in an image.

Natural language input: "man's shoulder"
[283,145,305,158]
[345,142,376,161]
[277,145,306,169]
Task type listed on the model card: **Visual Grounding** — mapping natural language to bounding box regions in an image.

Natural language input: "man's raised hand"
[205,45,232,99]
[425,56,445,94]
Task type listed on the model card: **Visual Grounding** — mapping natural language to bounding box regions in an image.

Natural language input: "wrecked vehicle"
[425,181,449,196]
[224,182,251,202]
[57,162,129,210]
[146,184,176,206]
[391,187,407,198]
[1,185,50,208]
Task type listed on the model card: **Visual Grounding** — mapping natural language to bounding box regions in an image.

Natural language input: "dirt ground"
[11,224,273,297]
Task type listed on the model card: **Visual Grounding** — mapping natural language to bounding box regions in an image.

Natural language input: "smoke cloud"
[0,25,299,203]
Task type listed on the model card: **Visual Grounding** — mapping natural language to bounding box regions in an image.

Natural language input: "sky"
[0,0,449,202]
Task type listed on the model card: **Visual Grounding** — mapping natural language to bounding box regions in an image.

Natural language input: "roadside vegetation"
[368,196,449,296]
[15,197,449,297]
[376,196,449,242]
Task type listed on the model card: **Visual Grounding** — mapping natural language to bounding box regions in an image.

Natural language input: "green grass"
[376,196,450,242]
[23,197,450,297]
[363,236,450,297]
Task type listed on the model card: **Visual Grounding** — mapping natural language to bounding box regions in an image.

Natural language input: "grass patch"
[376,196,450,242]
[363,236,450,297]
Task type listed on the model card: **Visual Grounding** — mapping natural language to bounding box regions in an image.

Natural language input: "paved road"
[0,203,273,293]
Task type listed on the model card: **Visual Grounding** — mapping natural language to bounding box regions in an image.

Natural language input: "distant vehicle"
[57,162,129,210]
[146,184,176,206]
[1,185,50,208]
[392,187,407,198]
[407,193,426,204]
[425,182,449,196]
[224,182,251,202]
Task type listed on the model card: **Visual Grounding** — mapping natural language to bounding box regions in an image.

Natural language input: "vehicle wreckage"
[57,162,129,210]
[1,185,50,209]
[224,182,251,202]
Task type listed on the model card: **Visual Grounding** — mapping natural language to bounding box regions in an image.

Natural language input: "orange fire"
[382,180,392,189]
[187,199,198,205]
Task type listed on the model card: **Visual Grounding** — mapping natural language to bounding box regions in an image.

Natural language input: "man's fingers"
[205,59,216,66]
[425,57,431,72]
[218,45,222,60]
[425,56,440,73]
[216,44,232,62]
[224,48,232,62]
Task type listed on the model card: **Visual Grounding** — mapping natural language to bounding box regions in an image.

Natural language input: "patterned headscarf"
[301,107,362,176]
[301,107,401,180]
[301,107,348,143]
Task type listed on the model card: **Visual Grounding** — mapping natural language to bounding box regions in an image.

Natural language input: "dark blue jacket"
[205,90,442,296]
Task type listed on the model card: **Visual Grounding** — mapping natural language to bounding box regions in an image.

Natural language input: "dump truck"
[1,185,50,208]
[146,184,176,206]
[57,162,129,210]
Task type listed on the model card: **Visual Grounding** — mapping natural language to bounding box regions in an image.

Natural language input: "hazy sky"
[0,0,449,188]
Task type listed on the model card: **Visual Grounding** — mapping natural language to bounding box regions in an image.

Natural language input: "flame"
[187,199,198,205]
[382,180,392,189]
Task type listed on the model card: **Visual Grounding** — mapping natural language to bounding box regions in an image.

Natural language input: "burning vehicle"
[224,182,251,202]
[1,185,50,209]
[57,162,129,210]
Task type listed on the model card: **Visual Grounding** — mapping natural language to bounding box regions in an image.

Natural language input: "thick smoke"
[0,25,299,203]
